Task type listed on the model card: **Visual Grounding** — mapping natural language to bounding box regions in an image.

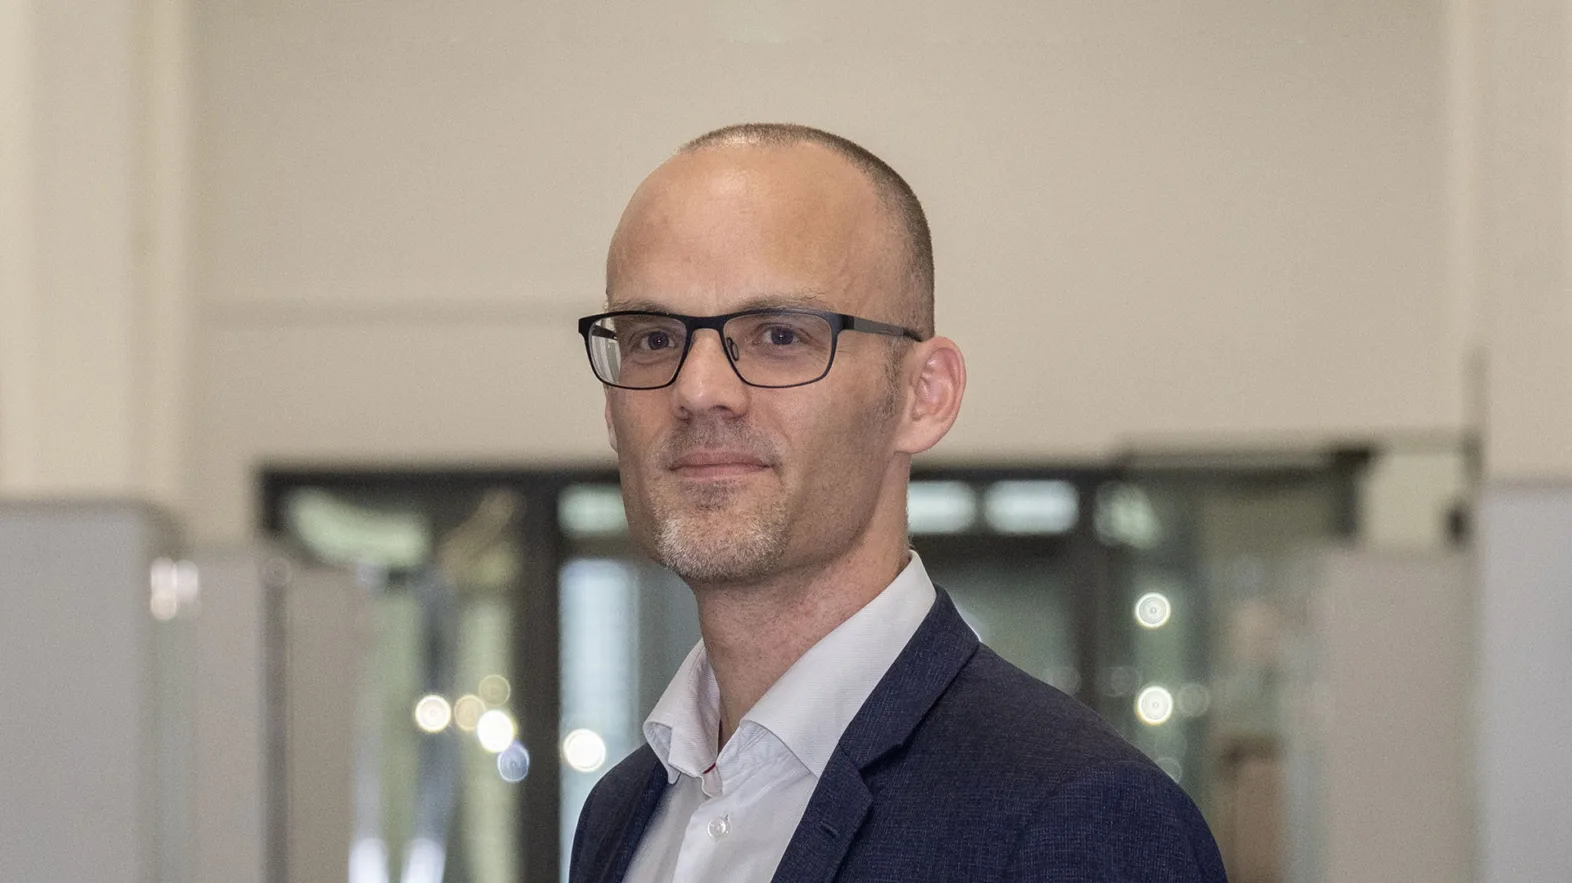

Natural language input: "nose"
[670,329,749,417]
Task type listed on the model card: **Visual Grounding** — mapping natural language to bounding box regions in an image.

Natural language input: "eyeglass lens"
[587,312,836,388]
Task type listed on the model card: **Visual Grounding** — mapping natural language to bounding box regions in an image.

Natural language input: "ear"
[604,395,619,454]
[894,336,966,456]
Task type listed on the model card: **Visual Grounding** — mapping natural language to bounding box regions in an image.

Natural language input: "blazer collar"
[767,587,980,883]
[828,587,979,769]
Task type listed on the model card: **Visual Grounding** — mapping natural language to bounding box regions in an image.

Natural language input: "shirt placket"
[670,761,735,882]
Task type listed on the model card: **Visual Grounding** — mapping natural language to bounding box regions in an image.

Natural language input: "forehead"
[606,143,897,316]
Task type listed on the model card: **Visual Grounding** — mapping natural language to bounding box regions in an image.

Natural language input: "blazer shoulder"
[1005,760,1229,882]
[925,645,1154,777]
[870,646,1226,879]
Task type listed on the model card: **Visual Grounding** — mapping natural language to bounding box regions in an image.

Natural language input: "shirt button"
[707,815,731,840]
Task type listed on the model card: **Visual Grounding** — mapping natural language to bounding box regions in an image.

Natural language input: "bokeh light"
[1177,682,1213,718]
[453,694,485,732]
[1134,592,1172,629]
[498,741,531,783]
[479,674,511,706]
[413,695,452,733]
[562,728,608,773]
[476,709,516,753]
[1135,685,1175,725]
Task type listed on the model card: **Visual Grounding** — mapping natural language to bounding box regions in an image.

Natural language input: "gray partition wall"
[1283,549,1473,883]
[189,544,366,883]
[1477,485,1572,883]
[0,502,182,883]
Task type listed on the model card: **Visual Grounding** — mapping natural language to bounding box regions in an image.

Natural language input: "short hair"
[681,123,935,338]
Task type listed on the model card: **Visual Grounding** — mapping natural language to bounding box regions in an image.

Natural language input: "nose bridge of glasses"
[684,324,739,366]
[671,324,751,396]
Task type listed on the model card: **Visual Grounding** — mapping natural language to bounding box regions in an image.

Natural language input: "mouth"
[668,451,772,480]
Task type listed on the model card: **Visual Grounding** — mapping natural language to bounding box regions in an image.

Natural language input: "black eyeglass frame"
[578,307,927,390]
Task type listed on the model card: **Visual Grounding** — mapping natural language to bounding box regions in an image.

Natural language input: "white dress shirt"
[623,552,938,883]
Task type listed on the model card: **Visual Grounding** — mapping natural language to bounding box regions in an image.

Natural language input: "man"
[572,123,1227,883]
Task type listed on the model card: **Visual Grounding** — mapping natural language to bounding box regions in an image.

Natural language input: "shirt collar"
[642,551,937,783]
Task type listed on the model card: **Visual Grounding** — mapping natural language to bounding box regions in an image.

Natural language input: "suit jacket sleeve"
[1002,761,1229,882]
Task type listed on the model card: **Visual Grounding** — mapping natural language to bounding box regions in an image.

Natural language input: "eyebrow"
[606,291,838,315]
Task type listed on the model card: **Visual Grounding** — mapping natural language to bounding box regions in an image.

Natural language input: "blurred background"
[1,1,1569,882]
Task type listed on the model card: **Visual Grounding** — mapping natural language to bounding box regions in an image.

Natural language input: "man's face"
[603,143,909,586]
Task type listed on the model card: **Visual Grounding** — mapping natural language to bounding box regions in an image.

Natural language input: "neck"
[693,529,908,748]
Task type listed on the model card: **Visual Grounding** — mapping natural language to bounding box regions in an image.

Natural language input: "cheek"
[606,403,664,514]
[607,395,657,456]
[788,394,891,490]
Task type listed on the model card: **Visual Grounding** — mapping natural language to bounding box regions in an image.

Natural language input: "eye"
[765,325,799,347]
[631,329,676,352]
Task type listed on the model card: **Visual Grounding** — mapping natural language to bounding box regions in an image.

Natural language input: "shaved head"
[675,123,934,338]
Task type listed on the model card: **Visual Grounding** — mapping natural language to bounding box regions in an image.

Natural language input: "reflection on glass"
[149,557,201,621]
[558,486,629,537]
[1095,483,1161,548]
[982,481,1078,534]
[907,481,978,533]
[285,488,431,568]
[402,835,446,883]
[349,837,388,883]
[402,837,445,883]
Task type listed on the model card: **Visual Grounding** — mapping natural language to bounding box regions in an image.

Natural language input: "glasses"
[578,308,925,390]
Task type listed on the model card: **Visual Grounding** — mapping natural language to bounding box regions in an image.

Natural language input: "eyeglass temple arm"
[844,315,926,342]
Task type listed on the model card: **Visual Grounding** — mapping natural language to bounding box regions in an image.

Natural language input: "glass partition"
[266,459,1358,883]
[275,482,527,883]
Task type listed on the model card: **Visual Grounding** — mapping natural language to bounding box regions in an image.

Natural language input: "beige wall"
[0,0,191,507]
[1476,0,1572,480]
[186,0,1466,542]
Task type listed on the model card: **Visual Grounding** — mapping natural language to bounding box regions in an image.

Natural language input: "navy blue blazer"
[570,589,1228,883]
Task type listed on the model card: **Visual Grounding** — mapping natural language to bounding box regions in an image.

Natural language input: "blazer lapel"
[586,753,668,883]
[767,750,872,883]
[769,588,980,883]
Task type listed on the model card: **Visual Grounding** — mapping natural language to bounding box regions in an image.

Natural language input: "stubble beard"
[652,481,789,584]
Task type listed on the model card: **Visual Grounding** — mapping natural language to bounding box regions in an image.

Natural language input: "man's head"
[597,123,965,587]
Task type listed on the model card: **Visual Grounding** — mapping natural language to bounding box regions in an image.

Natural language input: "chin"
[653,510,787,584]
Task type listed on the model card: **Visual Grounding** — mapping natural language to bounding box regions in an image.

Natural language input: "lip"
[669,451,771,478]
